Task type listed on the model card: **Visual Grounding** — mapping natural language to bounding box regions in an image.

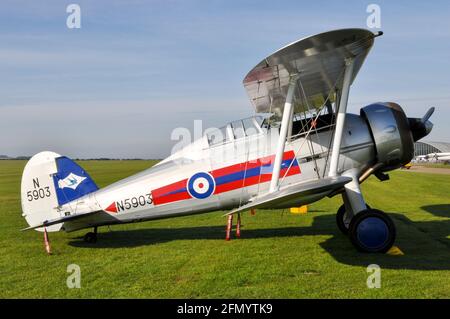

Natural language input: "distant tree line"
[0,155,31,160]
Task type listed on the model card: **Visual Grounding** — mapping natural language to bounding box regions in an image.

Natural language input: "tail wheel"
[348,209,396,253]
[83,232,97,243]
[336,204,371,235]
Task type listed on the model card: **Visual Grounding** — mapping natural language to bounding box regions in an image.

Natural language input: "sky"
[1,0,449,158]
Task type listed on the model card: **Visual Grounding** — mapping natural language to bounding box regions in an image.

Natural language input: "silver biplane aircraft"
[21,29,434,253]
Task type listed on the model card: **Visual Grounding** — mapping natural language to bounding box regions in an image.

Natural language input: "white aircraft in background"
[20,29,434,254]
[427,152,450,162]
[415,152,450,162]
[414,155,428,162]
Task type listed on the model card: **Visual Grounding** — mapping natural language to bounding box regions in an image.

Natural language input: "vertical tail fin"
[21,151,98,232]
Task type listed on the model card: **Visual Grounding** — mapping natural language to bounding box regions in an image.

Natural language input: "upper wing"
[226,176,352,215]
[243,29,377,117]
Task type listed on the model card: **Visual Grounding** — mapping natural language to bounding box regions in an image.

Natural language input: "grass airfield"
[0,160,449,298]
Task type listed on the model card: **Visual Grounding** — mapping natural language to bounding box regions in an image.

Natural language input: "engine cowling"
[361,102,414,171]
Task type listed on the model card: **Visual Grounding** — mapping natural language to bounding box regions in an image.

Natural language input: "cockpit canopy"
[204,110,337,147]
[206,116,265,146]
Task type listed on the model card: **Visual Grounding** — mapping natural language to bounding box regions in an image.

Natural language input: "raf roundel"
[187,172,215,199]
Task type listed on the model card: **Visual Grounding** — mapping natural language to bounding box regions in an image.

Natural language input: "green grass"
[0,160,449,298]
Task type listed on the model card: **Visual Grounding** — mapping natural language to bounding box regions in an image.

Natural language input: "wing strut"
[269,75,298,193]
[328,58,355,177]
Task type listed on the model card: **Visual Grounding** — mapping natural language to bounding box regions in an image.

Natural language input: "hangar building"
[414,141,450,156]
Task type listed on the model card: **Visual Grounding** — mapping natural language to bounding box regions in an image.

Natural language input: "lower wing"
[226,176,352,215]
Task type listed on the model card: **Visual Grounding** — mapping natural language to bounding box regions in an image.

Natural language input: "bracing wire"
[278,66,346,188]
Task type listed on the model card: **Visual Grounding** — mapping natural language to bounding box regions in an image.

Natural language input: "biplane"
[21,28,434,253]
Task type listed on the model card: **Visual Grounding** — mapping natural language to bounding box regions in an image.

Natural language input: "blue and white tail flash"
[52,157,98,206]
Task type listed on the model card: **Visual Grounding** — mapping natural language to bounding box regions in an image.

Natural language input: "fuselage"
[61,112,376,232]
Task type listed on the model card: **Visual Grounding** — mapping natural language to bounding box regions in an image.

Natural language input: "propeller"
[421,107,435,123]
[408,107,434,142]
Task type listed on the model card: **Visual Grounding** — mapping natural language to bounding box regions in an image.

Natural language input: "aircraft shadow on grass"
[69,204,450,271]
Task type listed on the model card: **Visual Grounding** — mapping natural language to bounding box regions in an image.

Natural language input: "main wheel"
[336,204,371,235]
[83,232,97,243]
[348,209,396,253]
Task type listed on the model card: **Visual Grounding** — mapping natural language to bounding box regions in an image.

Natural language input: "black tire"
[83,232,97,243]
[348,209,396,253]
[336,204,371,235]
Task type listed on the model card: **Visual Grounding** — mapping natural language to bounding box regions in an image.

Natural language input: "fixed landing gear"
[348,209,396,253]
[337,169,396,253]
[83,227,98,243]
[337,205,396,253]
[336,203,370,235]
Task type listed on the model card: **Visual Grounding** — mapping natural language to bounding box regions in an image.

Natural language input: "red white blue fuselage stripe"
[152,151,300,205]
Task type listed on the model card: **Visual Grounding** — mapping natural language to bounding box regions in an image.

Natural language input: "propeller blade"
[421,107,435,123]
